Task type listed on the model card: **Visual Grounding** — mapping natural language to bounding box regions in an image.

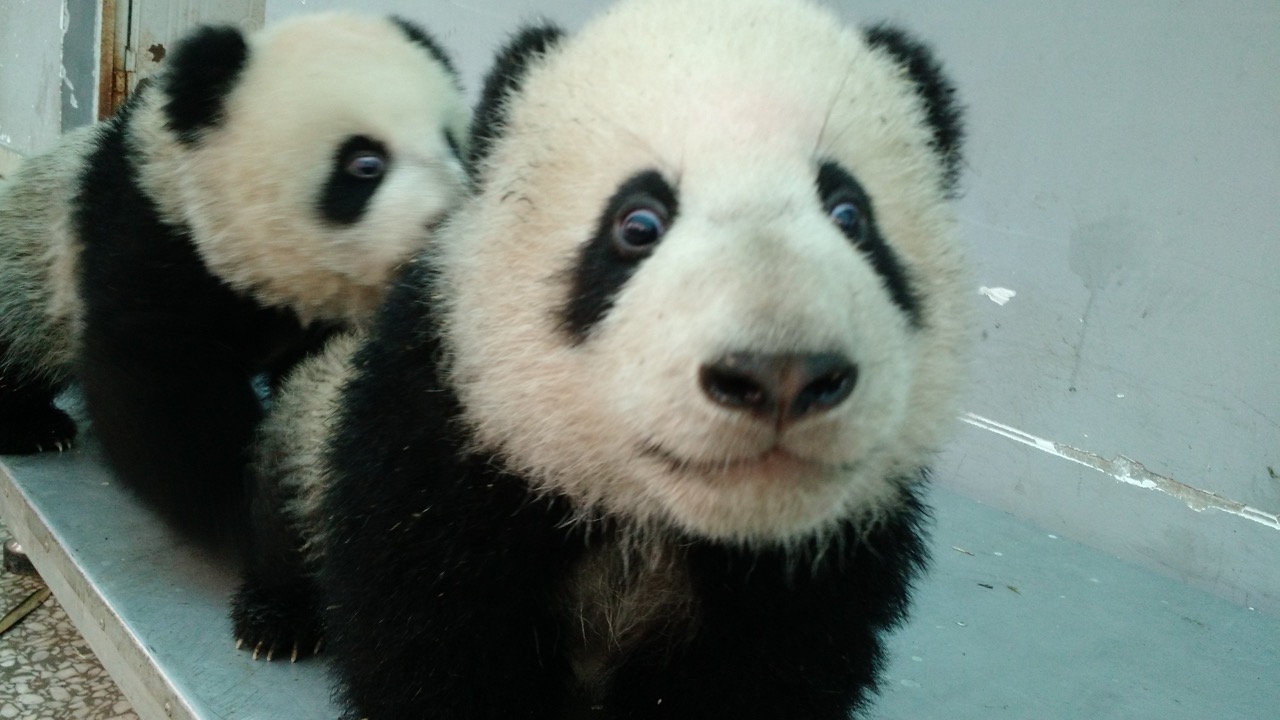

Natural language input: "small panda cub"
[252,0,970,716]
[0,14,468,544]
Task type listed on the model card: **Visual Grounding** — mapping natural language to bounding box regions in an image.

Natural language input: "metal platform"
[0,432,339,720]
[2,425,1277,719]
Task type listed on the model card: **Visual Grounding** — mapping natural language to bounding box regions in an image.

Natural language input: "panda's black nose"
[699,352,858,426]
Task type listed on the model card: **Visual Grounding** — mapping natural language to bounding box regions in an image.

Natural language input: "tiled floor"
[0,525,135,720]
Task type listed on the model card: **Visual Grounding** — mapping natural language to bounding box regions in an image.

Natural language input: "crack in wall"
[960,412,1280,532]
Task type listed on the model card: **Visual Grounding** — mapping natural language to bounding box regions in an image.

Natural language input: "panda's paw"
[0,406,77,455]
[230,576,324,663]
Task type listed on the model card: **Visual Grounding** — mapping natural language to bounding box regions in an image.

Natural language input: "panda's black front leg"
[0,343,75,455]
[321,464,582,720]
[0,376,76,455]
[78,333,263,549]
[230,462,323,662]
[608,504,929,720]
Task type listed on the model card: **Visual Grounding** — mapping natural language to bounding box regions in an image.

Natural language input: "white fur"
[133,13,470,324]
[435,0,972,544]
[256,329,362,563]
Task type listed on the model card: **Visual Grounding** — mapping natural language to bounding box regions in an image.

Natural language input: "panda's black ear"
[389,16,459,79]
[467,24,565,179]
[162,25,250,145]
[863,24,964,194]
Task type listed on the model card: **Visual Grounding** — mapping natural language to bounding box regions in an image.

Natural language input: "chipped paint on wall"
[961,412,1280,532]
[979,286,1017,305]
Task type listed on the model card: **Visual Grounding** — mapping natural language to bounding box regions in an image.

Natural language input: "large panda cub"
[256,0,970,716]
[0,14,468,543]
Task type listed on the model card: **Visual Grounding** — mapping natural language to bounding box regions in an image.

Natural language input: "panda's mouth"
[639,441,842,479]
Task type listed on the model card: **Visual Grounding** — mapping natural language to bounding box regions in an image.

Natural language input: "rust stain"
[96,0,119,118]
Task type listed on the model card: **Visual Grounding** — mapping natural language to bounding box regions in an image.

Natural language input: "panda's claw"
[235,637,244,650]
[0,405,77,455]
[230,577,326,662]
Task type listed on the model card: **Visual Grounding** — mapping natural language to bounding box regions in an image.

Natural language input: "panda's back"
[0,123,102,383]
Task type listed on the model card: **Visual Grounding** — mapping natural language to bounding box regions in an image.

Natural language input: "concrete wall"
[267,0,1280,612]
[0,0,263,173]
[847,0,1280,613]
[0,0,68,166]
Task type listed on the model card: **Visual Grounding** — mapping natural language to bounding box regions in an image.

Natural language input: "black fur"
[232,424,328,661]
[0,358,76,453]
[561,169,678,341]
[311,260,931,719]
[863,24,965,195]
[318,135,389,225]
[231,503,325,662]
[162,26,250,145]
[75,98,337,550]
[817,161,922,327]
[467,24,565,175]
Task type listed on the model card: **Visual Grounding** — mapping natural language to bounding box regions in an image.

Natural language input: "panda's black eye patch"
[816,161,922,327]
[320,135,390,225]
[561,170,678,342]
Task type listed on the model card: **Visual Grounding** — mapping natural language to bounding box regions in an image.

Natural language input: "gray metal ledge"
[0,437,338,720]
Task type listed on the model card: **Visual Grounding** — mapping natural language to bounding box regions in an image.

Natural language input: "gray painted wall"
[0,0,68,157]
[0,0,263,167]
[60,0,99,133]
[267,0,1280,613]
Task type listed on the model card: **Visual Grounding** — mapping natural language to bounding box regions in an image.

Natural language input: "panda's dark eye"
[346,151,387,180]
[613,205,667,257]
[828,201,863,237]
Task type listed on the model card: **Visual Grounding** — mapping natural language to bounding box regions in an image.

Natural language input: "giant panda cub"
[245,0,970,716]
[0,14,469,545]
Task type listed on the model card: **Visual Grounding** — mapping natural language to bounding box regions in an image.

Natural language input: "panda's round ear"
[467,24,565,179]
[389,16,460,80]
[863,24,965,195]
[161,25,250,145]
